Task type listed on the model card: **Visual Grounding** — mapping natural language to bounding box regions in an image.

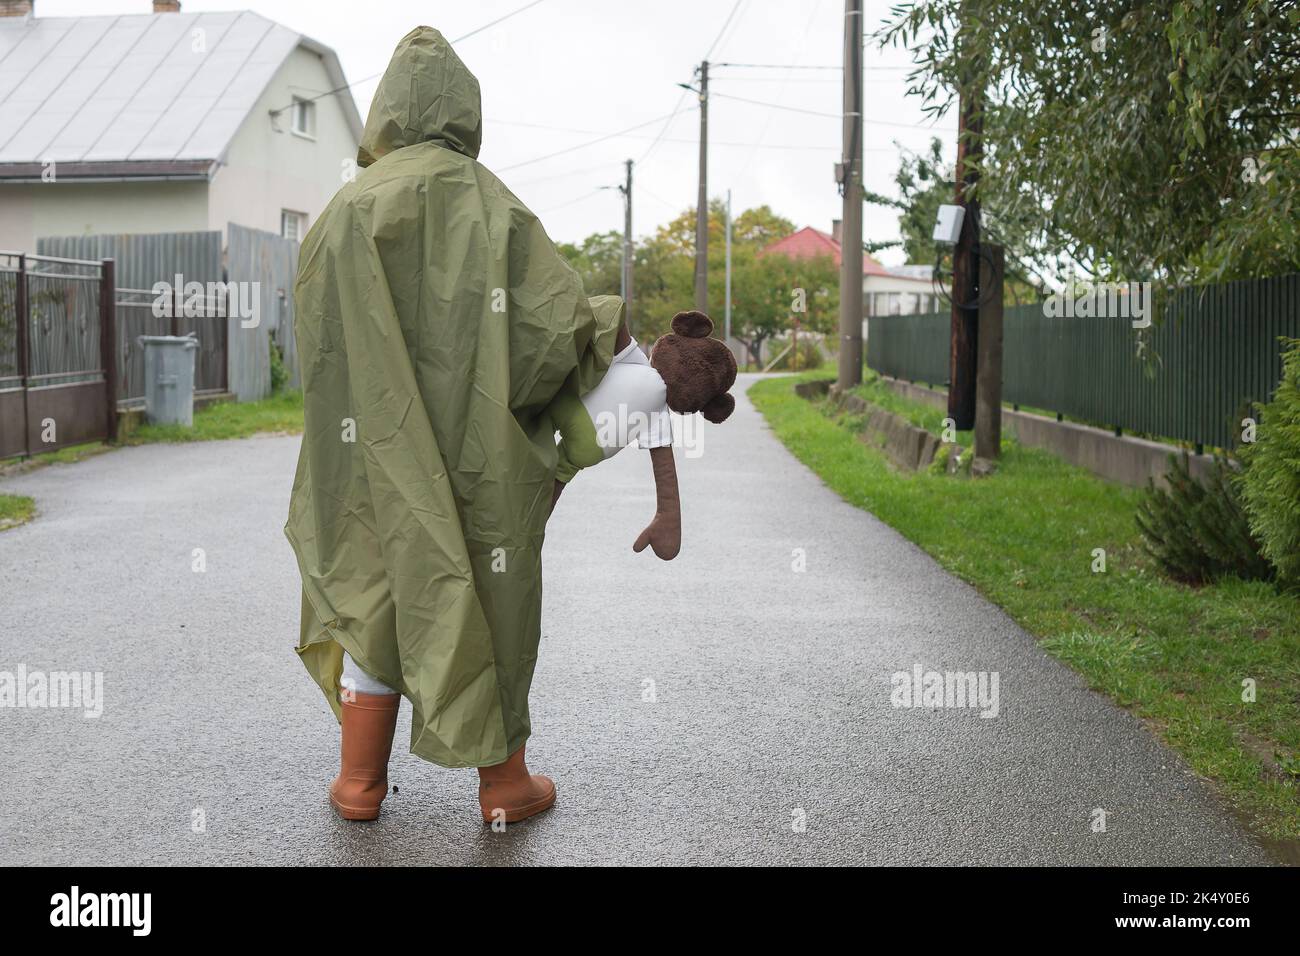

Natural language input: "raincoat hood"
[357,26,483,166]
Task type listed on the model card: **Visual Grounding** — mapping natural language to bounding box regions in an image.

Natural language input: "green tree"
[731,246,838,368]
[559,200,832,366]
[556,230,624,298]
[880,1,1300,286]
[1239,338,1300,589]
[864,136,950,266]
[865,136,1042,304]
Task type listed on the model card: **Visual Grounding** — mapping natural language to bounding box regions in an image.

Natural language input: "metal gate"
[0,252,117,460]
[36,231,228,406]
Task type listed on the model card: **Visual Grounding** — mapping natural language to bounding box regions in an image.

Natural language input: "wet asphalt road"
[0,375,1274,865]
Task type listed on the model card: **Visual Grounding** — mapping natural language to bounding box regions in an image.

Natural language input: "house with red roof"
[762,221,937,319]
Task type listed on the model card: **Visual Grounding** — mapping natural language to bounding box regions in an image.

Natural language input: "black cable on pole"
[932,207,1000,310]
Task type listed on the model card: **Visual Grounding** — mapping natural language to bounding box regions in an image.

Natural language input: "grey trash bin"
[138,334,200,426]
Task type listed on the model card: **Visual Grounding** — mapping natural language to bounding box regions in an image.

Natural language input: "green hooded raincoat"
[284,27,622,768]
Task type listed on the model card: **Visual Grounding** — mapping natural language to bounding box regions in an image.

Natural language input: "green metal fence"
[866,273,1300,450]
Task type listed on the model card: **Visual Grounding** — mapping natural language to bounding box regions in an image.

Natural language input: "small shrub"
[269,337,289,394]
[928,443,952,475]
[1135,453,1273,585]
[767,339,823,371]
[1239,338,1300,589]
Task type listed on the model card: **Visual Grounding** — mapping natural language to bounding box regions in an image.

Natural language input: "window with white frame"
[281,210,307,242]
[291,96,316,137]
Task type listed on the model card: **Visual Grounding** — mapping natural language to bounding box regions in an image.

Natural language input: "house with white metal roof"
[0,0,362,252]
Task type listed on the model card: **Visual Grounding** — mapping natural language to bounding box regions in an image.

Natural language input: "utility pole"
[974,243,1004,461]
[949,4,982,430]
[836,0,864,390]
[693,59,710,313]
[724,188,733,351]
[620,158,634,336]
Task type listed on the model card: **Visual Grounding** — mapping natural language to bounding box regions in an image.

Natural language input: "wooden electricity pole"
[836,0,864,390]
[949,10,982,430]
[974,243,1003,460]
[693,59,710,313]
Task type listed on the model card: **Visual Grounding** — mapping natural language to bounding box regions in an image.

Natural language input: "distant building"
[0,0,362,252]
[761,222,938,319]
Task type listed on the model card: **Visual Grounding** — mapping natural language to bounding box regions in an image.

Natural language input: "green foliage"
[927,442,954,475]
[561,200,836,366]
[765,337,824,372]
[1135,453,1272,585]
[556,230,625,298]
[863,136,950,265]
[866,136,1042,304]
[269,337,288,394]
[879,1,1300,285]
[1239,338,1300,588]
[0,493,35,530]
[130,390,303,444]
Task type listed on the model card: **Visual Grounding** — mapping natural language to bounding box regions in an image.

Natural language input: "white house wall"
[864,275,938,315]
[207,45,358,242]
[0,179,209,252]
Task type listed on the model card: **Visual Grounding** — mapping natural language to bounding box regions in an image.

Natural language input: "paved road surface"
[0,375,1273,864]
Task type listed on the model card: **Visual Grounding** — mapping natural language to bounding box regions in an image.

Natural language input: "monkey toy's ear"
[670,310,713,338]
[700,391,735,424]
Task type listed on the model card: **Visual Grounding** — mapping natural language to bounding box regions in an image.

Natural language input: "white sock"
[340,651,397,698]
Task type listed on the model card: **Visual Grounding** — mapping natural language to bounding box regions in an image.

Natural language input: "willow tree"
[880,1,1300,286]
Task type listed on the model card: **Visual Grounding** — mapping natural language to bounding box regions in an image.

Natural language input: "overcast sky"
[38,0,956,264]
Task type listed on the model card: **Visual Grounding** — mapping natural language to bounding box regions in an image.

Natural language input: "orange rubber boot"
[329,690,400,821]
[477,746,556,824]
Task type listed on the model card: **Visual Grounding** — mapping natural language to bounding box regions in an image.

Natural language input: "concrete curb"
[879,377,1216,488]
[799,380,941,472]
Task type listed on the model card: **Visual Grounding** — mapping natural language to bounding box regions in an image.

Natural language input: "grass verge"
[0,493,35,531]
[751,371,1300,845]
[2,393,304,484]
[127,390,304,444]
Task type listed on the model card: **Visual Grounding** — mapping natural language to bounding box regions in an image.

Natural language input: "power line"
[497,109,693,172]
[713,91,835,119]
[715,62,841,70]
[706,0,747,59]
[485,116,906,159]
[638,185,682,211]
[739,0,824,177]
[713,75,909,85]
[494,116,833,148]
[638,0,746,168]
[713,62,909,71]
[508,160,619,187]
[713,91,952,129]
[713,76,839,84]
[454,0,547,43]
[537,188,613,214]
[269,0,549,117]
[636,93,692,165]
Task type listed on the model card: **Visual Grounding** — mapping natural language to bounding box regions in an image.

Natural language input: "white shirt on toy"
[581,338,674,456]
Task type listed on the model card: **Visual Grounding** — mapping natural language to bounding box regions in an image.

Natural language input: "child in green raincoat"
[286,27,732,826]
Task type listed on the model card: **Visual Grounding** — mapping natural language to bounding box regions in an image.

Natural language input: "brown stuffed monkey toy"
[550,310,738,559]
